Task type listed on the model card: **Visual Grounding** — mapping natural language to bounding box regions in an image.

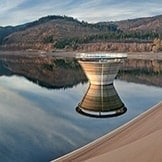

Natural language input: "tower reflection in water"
[76,53,127,118]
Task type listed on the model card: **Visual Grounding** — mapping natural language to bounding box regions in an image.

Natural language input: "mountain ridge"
[0,15,162,52]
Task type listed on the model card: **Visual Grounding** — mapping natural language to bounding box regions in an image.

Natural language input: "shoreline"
[0,51,162,60]
[53,101,162,162]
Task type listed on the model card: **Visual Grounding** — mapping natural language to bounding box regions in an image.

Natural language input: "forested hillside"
[0,15,162,52]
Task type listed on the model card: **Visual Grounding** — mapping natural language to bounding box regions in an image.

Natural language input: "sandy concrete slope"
[54,102,162,162]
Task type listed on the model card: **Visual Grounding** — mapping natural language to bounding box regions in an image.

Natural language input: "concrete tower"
[76,53,127,118]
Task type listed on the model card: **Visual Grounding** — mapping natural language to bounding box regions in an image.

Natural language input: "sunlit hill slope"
[0,15,162,52]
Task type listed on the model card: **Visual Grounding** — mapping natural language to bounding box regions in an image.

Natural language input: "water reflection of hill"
[119,59,162,87]
[0,55,87,89]
[0,55,162,88]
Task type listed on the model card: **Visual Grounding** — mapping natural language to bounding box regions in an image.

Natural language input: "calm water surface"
[0,56,162,162]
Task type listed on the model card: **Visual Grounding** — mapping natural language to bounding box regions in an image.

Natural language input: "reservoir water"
[0,54,162,161]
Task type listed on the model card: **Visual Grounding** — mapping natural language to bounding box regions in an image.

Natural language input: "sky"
[0,0,162,26]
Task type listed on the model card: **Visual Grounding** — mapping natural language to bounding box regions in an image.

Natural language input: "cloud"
[0,0,162,26]
[0,0,25,12]
[66,0,162,22]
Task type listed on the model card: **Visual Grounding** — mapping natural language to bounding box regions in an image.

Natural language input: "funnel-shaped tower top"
[76,53,127,85]
[76,53,127,60]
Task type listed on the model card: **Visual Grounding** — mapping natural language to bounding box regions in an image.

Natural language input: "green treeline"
[53,31,159,49]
